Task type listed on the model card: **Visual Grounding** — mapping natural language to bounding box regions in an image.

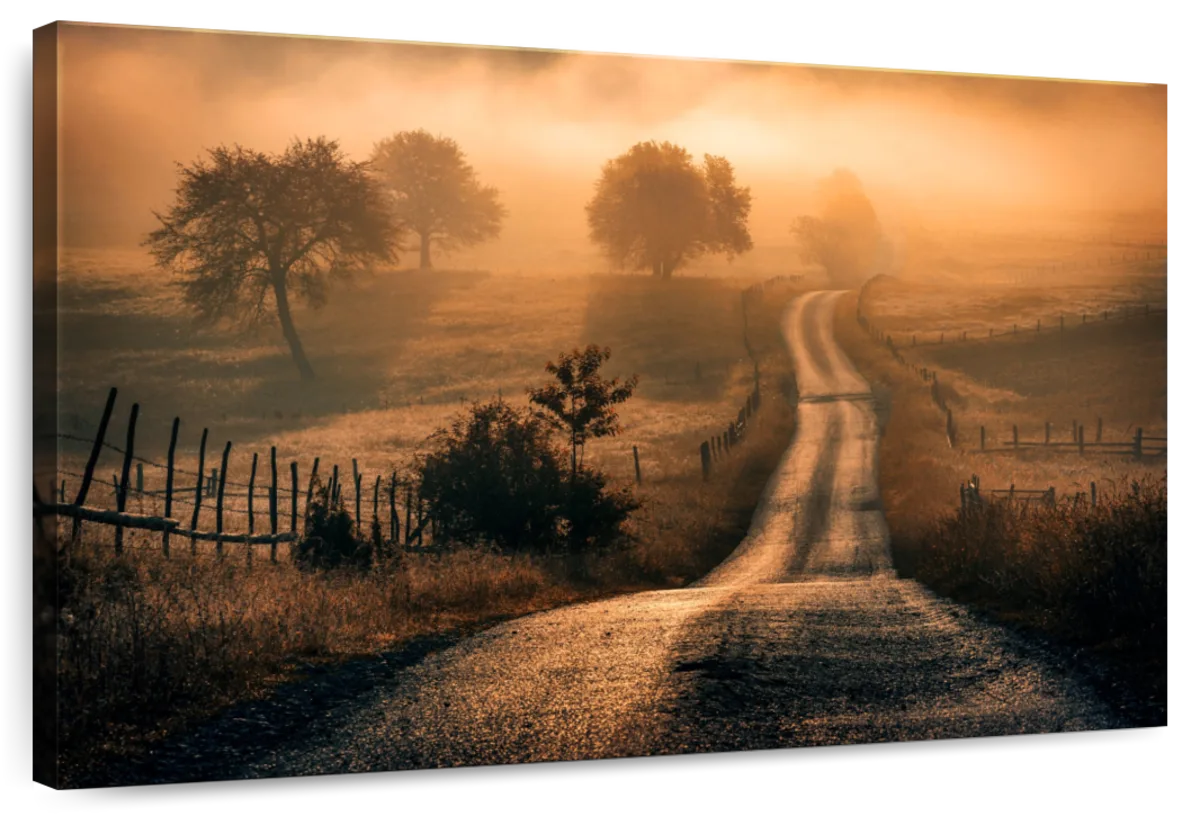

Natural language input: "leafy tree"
[417,400,567,552]
[146,138,396,380]
[790,168,886,288]
[527,345,639,478]
[585,141,753,279]
[370,130,507,270]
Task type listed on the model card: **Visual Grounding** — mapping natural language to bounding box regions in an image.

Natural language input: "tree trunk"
[273,276,316,381]
[419,233,432,270]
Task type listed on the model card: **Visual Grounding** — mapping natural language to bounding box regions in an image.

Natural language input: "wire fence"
[36,387,434,562]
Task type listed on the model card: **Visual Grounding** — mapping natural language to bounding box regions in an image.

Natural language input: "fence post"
[114,403,139,555]
[215,441,231,557]
[1047,486,1055,506]
[1134,427,1143,459]
[306,457,320,523]
[352,459,361,534]
[1096,417,1103,443]
[247,452,258,538]
[191,428,208,556]
[330,464,340,506]
[1044,421,1051,445]
[405,484,413,543]
[980,426,986,451]
[389,472,399,545]
[633,445,642,485]
[269,446,278,541]
[700,441,712,481]
[72,387,117,529]
[136,463,144,497]
[290,461,299,541]
[373,474,381,537]
[1077,424,1085,455]
[209,468,218,498]
[161,416,180,558]
[946,409,954,448]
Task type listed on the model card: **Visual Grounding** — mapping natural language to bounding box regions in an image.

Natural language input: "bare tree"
[585,141,753,279]
[370,130,506,270]
[146,137,396,380]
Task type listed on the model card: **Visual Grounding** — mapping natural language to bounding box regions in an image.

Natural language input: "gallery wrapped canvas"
[32,21,1166,789]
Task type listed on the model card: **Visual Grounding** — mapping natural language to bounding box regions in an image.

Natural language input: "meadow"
[49,246,806,783]
[834,266,1167,723]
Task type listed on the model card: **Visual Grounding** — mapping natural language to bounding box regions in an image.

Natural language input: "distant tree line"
[146,129,882,380]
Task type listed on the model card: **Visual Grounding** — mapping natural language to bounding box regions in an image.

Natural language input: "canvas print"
[32,22,1167,789]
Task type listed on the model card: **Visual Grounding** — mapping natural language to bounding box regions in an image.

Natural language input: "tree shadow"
[56,269,486,451]
[581,274,749,402]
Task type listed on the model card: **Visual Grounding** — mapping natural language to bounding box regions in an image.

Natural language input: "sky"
[53,22,1167,271]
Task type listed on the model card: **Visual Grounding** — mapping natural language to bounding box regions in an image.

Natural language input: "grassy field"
[834,283,1166,724]
[48,246,807,784]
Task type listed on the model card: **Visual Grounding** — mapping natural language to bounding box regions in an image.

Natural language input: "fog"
[56,23,1167,274]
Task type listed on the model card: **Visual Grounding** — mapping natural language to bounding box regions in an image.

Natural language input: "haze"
[56,23,1167,274]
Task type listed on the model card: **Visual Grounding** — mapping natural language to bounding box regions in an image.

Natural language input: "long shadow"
[581,274,748,403]
[918,313,1166,408]
[56,269,486,453]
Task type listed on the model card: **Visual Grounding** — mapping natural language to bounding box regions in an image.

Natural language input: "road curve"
[254,291,1120,777]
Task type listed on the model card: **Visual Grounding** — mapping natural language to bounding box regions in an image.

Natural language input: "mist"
[56,23,1167,274]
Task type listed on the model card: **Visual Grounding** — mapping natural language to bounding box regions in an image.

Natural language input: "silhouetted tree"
[586,141,753,279]
[146,138,396,380]
[416,398,639,554]
[790,168,886,288]
[370,130,507,270]
[527,345,639,478]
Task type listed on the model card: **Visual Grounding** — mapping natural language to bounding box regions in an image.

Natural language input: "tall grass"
[51,288,802,785]
[833,290,1166,723]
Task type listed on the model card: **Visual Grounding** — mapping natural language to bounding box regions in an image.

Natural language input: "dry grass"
[50,266,806,785]
[833,290,1166,724]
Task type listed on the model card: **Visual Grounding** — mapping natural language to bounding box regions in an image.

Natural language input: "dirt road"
[243,291,1121,777]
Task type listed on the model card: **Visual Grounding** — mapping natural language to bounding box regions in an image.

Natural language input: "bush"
[417,398,637,554]
[293,484,373,571]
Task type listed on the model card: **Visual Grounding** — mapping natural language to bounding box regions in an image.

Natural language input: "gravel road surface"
[113,291,1123,785]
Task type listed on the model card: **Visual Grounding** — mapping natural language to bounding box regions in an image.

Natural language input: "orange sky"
[54,23,1167,270]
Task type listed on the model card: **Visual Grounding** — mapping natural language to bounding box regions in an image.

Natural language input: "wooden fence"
[959,473,1140,516]
[36,387,435,561]
[693,276,805,480]
[860,301,1165,351]
[993,247,1167,285]
[976,419,1165,459]
[857,310,959,449]
[696,273,806,477]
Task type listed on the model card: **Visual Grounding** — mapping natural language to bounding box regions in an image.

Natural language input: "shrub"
[293,483,373,571]
[416,398,637,554]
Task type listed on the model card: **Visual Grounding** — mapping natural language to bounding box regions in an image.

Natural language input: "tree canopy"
[790,169,886,288]
[145,137,396,380]
[370,130,507,270]
[585,141,753,279]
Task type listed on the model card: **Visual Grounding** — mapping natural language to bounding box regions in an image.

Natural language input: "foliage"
[145,137,397,380]
[416,398,637,554]
[790,169,887,288]
[585,141,753,279]
[294,482,373,571]
[527,344,639,477]
[370,129,507,270]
